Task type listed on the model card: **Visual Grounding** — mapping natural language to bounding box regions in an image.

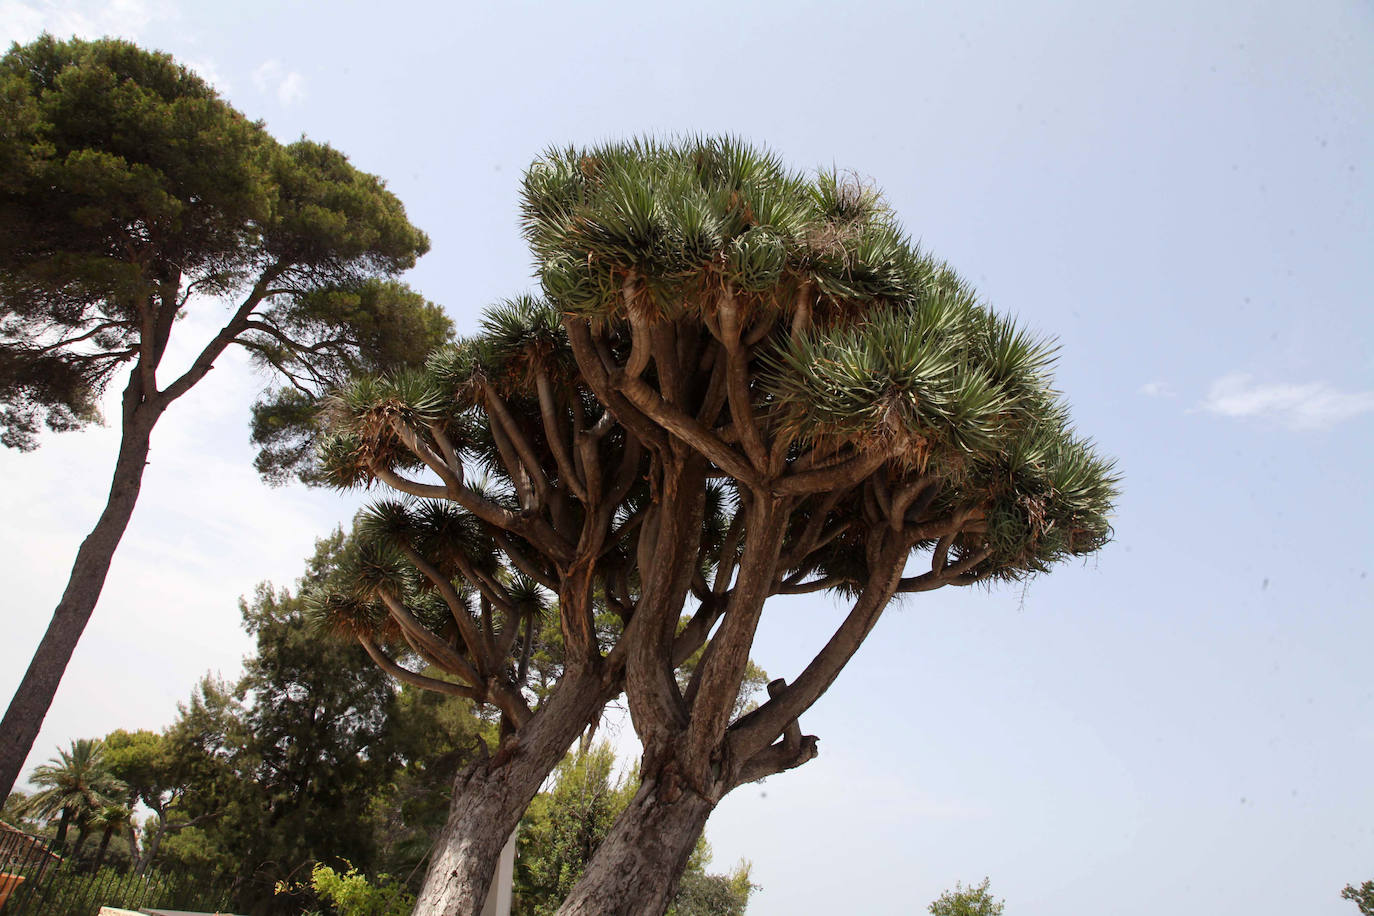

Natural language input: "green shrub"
[284,862,415,916]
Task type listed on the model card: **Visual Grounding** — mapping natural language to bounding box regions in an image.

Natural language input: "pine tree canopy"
[0,34,440,455]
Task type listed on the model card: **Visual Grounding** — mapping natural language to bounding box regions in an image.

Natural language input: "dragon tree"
[316,138,1117,916]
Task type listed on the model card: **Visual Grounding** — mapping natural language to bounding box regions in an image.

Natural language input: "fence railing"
[0,824,58,912]
[0,826,231,916]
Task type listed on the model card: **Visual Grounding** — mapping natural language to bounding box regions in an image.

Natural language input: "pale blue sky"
[2,2,1370,914]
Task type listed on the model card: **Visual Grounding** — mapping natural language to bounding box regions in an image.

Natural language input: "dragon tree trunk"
[413,668,609,916]
[553,761,716,916]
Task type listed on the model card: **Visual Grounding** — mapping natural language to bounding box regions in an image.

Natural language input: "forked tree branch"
[359,637,481,700]
[158,265,284,405]
[564,318,668,452]
[483,382,552,507]
[395,542,495,672]
[378,591,485,688]
[725,530,909,763]
[683,498,788,776]
[729,677,818,789]
[713,289,769,470]
[617,375,764,490]
[535,371,589,502]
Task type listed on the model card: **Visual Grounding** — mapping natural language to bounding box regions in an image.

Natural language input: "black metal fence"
[0,825,57,913]
[0,826,232,916]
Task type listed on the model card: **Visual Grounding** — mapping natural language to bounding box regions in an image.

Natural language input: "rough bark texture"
[414,772,525,916]
[413,670,609,916]
[0,378,157,799]
[554,774,715,916]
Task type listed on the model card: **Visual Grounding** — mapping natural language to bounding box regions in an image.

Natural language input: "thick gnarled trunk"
[415,769,526,916]
[554,772,715,916]
[0,378,158,798]
[414,671,608,916]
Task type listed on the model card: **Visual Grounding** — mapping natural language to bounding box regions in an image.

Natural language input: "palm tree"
[87,803,133,872]
[18,739,126,852]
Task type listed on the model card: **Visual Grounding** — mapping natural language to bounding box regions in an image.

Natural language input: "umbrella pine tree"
[0,36,441,799]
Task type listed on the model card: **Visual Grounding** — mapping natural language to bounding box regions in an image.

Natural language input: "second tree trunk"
[554,773,716,916]
[413,672,608,916]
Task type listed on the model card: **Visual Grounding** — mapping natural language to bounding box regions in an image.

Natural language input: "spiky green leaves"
[522,137,817,317]
[307,535,455,646]
[319,292,600,498]
[317,370,460,487]
[763,291,1000,461]
[308,589,393,643]
[424,296,575,402]
[308,506,463,642]
[478,295,576,392]
[302,530,409,643]
[361,498,500,577]
[978,421,1118,576]
[728,228,787,293]
[763,292,1116,574]
[425,339,492,406]
[308,497,553,677]
[522,138,986,324]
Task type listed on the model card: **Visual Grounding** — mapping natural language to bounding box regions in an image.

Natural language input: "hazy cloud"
[1140,381,1176,398]
[1,0,226,94]
[253,59,306,106]
[180,56,229,93]
[0,0,171,46]
[0,1,44,46]
[1199,373,1374,430]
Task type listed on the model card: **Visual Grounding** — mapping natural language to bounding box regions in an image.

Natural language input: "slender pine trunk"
[124,819,140,873]
[554,773,715,916]
[136,818,168,876]
[413,670,607,916]
[0,376,159,799]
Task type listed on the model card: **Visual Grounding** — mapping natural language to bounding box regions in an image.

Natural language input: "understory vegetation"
[5,530,753,916]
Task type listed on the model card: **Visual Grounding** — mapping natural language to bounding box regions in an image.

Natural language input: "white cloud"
[253,59,306,106]
[180,56,229,93]
[1198,373,1374,430]
[0,0,174,46]
[1140,381,1175,398]
[251,59,280,94]
[0,1,227,94]
[0,1,45,46]
[277,70,305,106]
